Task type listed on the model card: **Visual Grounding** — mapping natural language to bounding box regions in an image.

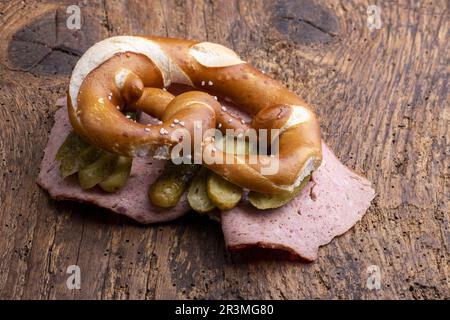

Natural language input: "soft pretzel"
[67,36,322,194]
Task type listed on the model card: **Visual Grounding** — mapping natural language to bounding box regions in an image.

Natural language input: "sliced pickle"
[248,175,311,209]
[78,151,118,190]
[77,145,103,169]
[188,168,215,213]
[58,113,137,188]
[56,132,99,177]
[56,132,89,161]
[148,162,199,208]
[98,156,133,192]
[207,172,243,210]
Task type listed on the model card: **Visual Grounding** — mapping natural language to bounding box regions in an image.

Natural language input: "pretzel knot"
[67,36,322,194]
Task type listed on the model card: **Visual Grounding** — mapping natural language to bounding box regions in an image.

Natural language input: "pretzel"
[67,36,322,193]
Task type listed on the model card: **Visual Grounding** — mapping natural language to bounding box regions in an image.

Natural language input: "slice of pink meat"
[37,105,190,224]
[39,95,375,260]
[221,143,375,261]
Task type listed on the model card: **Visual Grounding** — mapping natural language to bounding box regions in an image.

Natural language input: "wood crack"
[102,0,112,34]
[281,15,337,37]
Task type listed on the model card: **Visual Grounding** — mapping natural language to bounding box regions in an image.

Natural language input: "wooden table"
[0,0,448,299]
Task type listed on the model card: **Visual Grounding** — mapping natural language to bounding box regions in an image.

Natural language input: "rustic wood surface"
[0,0,448,300]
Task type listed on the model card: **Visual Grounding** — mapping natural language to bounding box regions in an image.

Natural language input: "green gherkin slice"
[78,152,118,190]
[56,132,88,161]
[56,112,139,190]
[207,172,243,210]
[188,168,216,213]
[98,156,133,193]
[248,175,311,210]
[56,132,97,178]
[148,162,200,208]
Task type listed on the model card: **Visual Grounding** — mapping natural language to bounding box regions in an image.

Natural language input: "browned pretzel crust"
[68,36,322,193]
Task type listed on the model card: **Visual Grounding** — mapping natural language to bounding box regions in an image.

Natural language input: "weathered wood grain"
[0,0,448,299]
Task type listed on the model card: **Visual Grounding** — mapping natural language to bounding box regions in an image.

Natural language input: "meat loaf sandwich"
[38,36,375,261]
